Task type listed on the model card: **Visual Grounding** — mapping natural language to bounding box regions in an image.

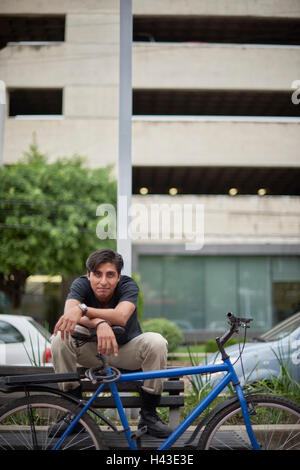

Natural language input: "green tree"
[0,141,117,311]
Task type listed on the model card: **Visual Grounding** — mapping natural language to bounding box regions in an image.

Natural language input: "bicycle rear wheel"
[0,395,105,450]
[199,394,300,450]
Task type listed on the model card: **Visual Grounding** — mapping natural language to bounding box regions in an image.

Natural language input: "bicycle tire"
[198,394,300,450]
[0,395,106,450]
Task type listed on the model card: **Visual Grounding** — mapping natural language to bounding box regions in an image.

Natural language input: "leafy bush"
[141,318,184,352]
[131,273,144,323]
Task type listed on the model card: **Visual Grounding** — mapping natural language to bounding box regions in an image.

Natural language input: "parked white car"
[0,314,52,366]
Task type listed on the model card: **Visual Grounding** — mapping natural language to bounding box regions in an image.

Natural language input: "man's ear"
[87,271,90,280]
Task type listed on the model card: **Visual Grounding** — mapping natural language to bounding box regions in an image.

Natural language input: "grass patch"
[173,345,206,354]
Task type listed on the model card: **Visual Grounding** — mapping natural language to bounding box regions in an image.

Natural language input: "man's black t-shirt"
[67,275,142,345]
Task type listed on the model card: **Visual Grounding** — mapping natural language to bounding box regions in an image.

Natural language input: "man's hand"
[53,305,82,339]
[96,322,118,357]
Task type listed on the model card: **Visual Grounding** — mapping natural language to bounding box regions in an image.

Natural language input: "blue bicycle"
[0,313,299,450]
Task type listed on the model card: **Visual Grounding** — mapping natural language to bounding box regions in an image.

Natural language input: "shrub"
[141,318,184,353]
[131,273,144,323]
[204,337,241,353]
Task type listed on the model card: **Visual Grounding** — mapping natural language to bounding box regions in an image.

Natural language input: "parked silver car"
[0,314,52,366]
[199,312,300,386]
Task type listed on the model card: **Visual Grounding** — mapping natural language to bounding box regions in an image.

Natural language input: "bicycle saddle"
[71,325,127,346]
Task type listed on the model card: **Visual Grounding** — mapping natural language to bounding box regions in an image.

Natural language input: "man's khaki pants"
[51,328,168,395]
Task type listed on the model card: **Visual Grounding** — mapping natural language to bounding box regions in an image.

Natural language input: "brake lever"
[227,312,253,329]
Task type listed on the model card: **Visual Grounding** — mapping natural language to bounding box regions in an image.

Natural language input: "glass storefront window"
[139,255,300,333]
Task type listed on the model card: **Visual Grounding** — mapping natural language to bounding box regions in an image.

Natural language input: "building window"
[133,89,300,118]
[273,282,300,324]
[0,15,65,50]
[9,89,63,117]
[138,255,300,334]
[133,15,300,45]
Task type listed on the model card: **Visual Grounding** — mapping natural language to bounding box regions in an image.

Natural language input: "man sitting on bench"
[51,248,172,438]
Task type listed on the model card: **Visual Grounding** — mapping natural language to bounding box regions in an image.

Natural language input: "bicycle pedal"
[130,425,147,441]
[248,402,257,415]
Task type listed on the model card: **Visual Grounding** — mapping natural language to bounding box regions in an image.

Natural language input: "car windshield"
[29,319,51,342]
[260,312,300,341]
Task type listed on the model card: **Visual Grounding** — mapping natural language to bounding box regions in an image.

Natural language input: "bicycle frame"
[52,358,261,451]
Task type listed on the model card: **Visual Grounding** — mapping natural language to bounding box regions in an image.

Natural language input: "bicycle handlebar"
[227,312,253,328]
[216,312,253,360]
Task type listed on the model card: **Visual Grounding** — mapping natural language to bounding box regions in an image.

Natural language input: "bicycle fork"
[226,359,261,450]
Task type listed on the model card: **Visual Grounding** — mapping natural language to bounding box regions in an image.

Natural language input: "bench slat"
[0,394,184,408]
[92,395,184,408]
[0,376,184,393]
[81,380,184,393]
[0,365,56,375]
[0,366,184,393]
[0,365,184,379]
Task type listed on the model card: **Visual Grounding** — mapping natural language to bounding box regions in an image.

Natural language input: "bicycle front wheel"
[0,395,105,450]
[199,394,300,450]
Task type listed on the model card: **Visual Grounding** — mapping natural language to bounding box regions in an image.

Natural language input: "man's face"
[87,262,120,304]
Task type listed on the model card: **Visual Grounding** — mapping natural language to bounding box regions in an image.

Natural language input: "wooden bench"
[0,365,185,428]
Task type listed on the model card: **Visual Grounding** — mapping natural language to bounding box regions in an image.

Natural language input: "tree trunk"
[0,269,29,312]
[60,275,77,304]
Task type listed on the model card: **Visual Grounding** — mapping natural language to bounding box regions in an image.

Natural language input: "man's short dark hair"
[86,249,124,274]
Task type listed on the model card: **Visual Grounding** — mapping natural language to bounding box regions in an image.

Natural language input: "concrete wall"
[2,42,299,93]
[0,44,118,89]
[133,0,300,18]
[0,0,120,166]
[131,194,300,246]
[1,0,299,17]
[4,117,300,167]
[132,118,300,168]
[0,0,119,14]
[133,43,300,91]
[1,0,299,168]
[3,118,118,166]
